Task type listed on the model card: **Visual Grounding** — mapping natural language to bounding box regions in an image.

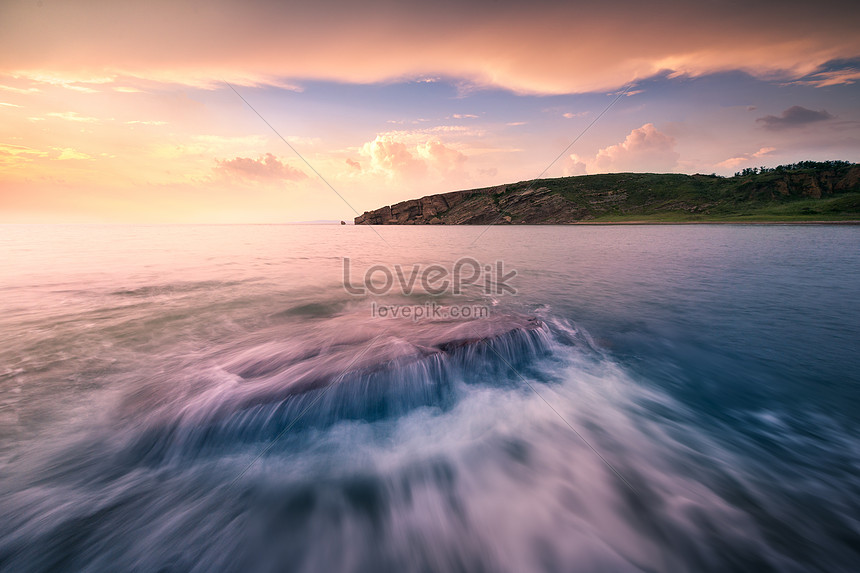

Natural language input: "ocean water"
[0,224,858,572]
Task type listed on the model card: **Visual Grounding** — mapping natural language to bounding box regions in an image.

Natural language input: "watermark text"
[343,257,516,296]
[370,302,490,321]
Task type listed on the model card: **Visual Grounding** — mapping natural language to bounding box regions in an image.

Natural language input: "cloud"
[563,112,588,119]
[54,147,92,160]
[565,154,588,176]
[756,106,834,130]
[563,124,680,174]
[592,123,679,173]
[715,147,776,170]
[0,83,40,94]
[416,140,467,173]
[791,69,860,87]
[155,134,267,159]
[2,1,860,94]
[788,61,860,87]
[45,111,100,122]
[17,73,115,93]
[360,135,426,177]
[716,156,748,170]
[359,134,466,178]
[753,146,776,158]
[215,153,306,181]
[0,143,49,164]
[608,88,644,97]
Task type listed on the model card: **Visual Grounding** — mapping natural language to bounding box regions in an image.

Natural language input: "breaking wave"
[2,307,858,573]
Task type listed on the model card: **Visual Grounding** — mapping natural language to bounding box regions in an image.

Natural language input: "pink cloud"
[215,153,306,181]
[359,135,465,178]
[3,2,859,94]
[361,135,426,177]
[715,156,750,170]
[592,123,679,173]
[417,140,466,172]
[564,124,680,174]
[716,147,777,170]
[564,154,588,176]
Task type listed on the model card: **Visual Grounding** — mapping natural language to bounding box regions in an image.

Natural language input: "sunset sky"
[1,0,859,223]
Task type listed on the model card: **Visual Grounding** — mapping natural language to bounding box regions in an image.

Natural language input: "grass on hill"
[497,163,859,222]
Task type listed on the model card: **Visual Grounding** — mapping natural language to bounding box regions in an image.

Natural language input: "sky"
[1,0,859,223]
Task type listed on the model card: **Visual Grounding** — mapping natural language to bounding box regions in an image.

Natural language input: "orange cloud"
[0,143,49,166]
[2,1,859,94]
[54,147,93,161]
[45,111,101,122]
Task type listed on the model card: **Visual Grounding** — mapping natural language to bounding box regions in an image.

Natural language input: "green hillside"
[355,161,860,224]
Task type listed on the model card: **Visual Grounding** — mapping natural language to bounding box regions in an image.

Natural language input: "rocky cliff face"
[759,168,860,199]
[354,185,585,225]
[354,165,860,224]
[354,186,504,225]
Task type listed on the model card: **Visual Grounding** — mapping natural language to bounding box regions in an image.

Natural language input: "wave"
[1,312,858,572]
[101,315,554,466]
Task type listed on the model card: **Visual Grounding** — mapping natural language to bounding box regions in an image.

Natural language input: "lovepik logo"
[342,257,517,296]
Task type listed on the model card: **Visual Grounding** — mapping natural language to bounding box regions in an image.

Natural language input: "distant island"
[355,161,860,224]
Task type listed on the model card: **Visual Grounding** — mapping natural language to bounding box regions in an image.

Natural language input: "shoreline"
[567,220,860,225]
[358,220,860,226]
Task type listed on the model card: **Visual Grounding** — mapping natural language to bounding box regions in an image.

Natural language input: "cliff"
[355,162,860,224]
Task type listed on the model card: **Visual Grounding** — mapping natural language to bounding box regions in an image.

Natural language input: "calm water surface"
[0,224,858,572]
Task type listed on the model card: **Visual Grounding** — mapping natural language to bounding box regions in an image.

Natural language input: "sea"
[0,224,858,572]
